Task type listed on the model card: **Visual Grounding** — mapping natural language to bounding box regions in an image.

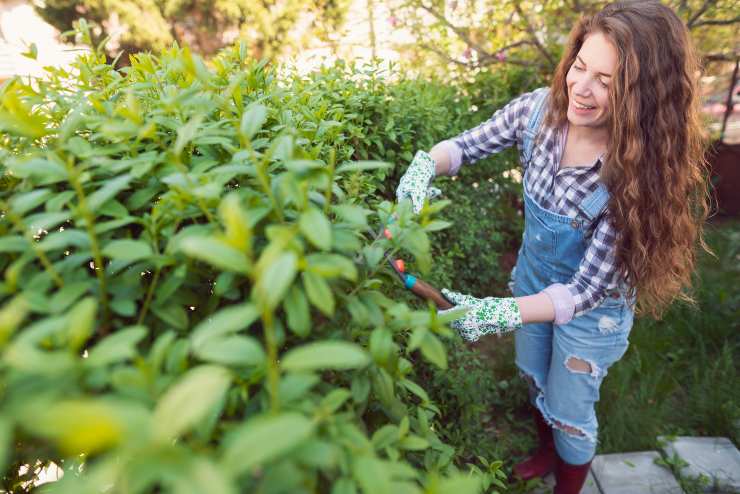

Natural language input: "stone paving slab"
[581,469,601,494]
[660,436,740,493]
[591,451,683,494]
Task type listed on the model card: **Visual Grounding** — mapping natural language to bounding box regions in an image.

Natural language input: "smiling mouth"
[574,101,596,110]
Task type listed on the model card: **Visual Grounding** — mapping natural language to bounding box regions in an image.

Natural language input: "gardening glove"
[439,288,522,342]
[396,150,442,214]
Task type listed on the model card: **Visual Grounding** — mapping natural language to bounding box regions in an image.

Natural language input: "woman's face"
[565,31,618,129]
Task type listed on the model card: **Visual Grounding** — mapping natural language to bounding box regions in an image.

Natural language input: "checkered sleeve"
[566,214,622,317]
[450,90,539,169]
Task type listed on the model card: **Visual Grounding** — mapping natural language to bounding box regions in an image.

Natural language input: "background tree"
[388,0,739,79]
[33,0,352,61]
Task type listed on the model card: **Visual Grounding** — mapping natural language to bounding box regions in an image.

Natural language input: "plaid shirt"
[446,88,621,318]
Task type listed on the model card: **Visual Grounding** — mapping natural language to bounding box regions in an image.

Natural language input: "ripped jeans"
[514,298,633,464]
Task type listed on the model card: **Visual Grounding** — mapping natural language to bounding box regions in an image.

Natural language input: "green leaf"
[420,333,447,370]
[284,159,323,175]
[222,413,315,475]
[0,236,30,253]
[270,134,293,161]
[102,239,153,262]
[180,236,251,274]
[24,211,70,232]
[87,174,133,211]
[423,220,453,232]
[86,326,147,366]
[351,373,371,404]
[194,335,265,367]
[110,297,136,317]
[408,327,426,352]
[46,190,76,212]
[435,474,481,494]
[352,456,392,494]
[362,245,384,268]
[0,91,48,138]
[190,303,259,349]
[219,193,252,251]
[154,264,187,304]
[172,457,236,494]
[21,42,37,60]
[319,388,351,414]
[174,114,204,155]
[255,251,297,310]
[10,188,52,215]
[240,103,268,140]
[302,271,335,316]
[5,157,65,182]
[335,161,392,175]
[299,207,332,251]
[331,478,358,494]
[0,296,29,346]
[404,228,431,274]
[22,399,125,456]
[399,379,429,403]
[66,297,96,351]
[293,439,339,469]
[282,341,370,372]
[397,435,429,451]
[283,285,310,337]
[369,327,393,365]
[0,417,10,475]
[151,303,189,330]
[278,373,320,403]
[38,229,89,252]
[306,253,357,281]
[371,425,399,450]
[153,365,231,441]
[332,204,370,228]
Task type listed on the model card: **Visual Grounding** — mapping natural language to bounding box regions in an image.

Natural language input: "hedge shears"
[380,218,454,310]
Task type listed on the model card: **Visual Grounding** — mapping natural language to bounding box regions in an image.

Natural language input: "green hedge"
[0,33,542,492]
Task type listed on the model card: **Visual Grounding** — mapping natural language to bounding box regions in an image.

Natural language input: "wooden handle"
[381,222,453,310]
[410,278,455,310]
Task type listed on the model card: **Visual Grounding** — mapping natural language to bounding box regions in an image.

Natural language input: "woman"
[396,2,710,493]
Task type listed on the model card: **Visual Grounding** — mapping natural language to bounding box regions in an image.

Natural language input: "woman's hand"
[439,288,523,342]
[396,150,441,214]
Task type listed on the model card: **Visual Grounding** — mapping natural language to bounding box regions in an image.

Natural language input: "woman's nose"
[572,78,594,97]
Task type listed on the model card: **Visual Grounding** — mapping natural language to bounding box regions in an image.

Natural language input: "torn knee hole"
[552,419,586,437]
[565,356,599,377]
[565,357,592,374]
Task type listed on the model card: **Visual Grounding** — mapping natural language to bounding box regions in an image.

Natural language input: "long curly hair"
[545,1,711,319]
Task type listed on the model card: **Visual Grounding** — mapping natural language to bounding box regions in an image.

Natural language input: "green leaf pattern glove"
[440,288,523,342]
[396,150,441,214]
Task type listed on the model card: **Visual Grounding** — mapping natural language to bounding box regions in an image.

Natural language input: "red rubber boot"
[513,407,556,480]
[553,455,592,494]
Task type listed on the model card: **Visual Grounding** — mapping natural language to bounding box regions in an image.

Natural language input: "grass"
[440,219,739,491]
[597,219,739,452]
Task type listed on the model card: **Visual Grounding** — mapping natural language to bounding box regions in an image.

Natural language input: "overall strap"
[522,88,550,163]
[578,182,611,221]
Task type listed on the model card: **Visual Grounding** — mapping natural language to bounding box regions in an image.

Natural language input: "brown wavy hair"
[545,1,711,319]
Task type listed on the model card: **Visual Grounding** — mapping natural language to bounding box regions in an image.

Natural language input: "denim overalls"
[510,89,634,465]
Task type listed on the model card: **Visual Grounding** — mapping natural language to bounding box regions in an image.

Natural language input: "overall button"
[570,220,579,229]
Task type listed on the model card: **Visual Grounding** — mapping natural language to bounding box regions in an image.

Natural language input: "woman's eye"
[599,79,609,88]
[574,65,585,71]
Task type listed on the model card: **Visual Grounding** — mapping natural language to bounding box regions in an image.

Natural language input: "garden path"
[531,436,740,494]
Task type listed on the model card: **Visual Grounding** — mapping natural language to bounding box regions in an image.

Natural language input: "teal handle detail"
[404,274,417,289]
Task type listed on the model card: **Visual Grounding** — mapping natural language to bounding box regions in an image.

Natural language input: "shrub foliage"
[0,37,536,493]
